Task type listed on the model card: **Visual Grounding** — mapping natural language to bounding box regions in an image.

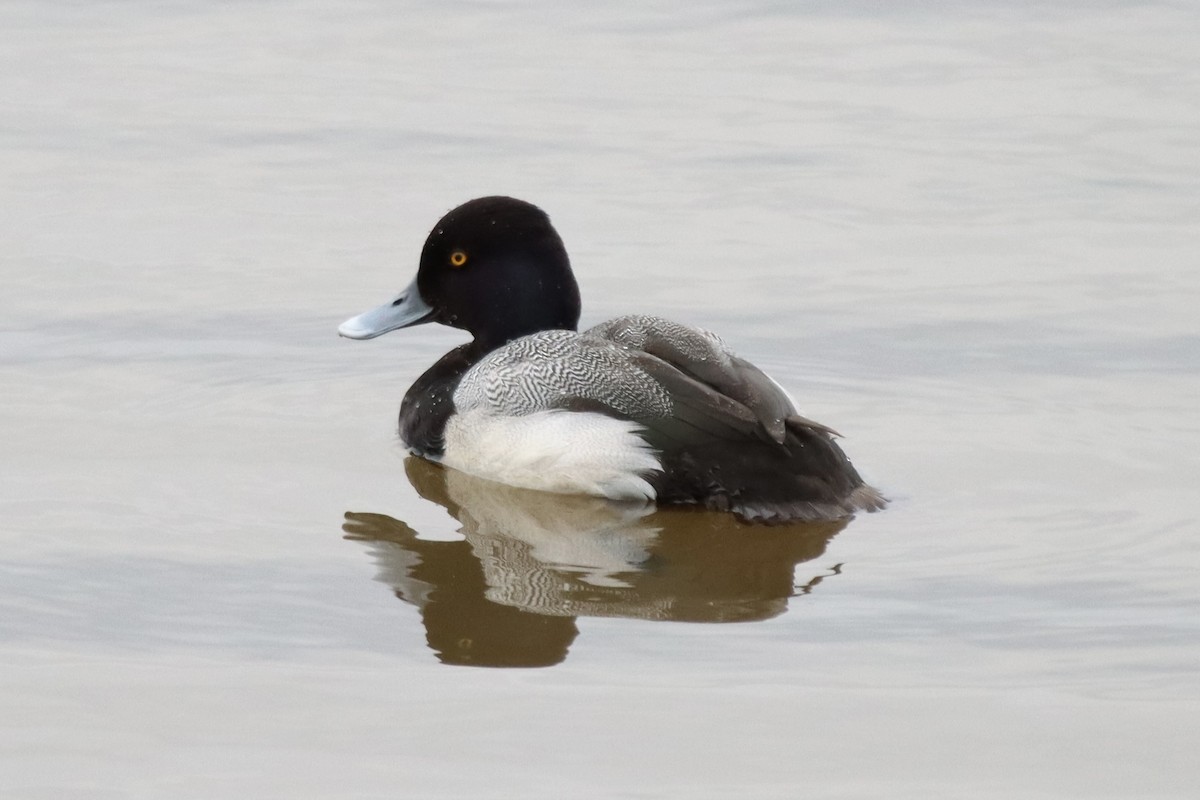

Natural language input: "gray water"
[3,1,1199,797]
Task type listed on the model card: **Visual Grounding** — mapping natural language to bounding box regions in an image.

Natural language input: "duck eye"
[449,250,468,268]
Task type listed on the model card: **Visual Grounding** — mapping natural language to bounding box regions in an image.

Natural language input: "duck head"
[338,196,582,350]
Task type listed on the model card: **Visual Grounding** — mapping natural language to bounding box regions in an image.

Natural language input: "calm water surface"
[3,1,1198,797]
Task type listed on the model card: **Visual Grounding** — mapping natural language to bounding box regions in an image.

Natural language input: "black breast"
[399,344,477,457]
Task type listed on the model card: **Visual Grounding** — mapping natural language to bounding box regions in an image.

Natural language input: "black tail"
[648,421,887,524]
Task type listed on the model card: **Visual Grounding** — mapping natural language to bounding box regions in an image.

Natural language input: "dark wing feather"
[581,316,884,522]
[620,353,876,521]
[587,315,799,442]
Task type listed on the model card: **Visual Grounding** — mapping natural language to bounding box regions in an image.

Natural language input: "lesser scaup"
[339,196,885,523]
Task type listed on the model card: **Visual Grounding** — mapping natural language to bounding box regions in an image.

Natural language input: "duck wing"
[585,315,840,442]
[614,347,880,522]
[584,316,881,520]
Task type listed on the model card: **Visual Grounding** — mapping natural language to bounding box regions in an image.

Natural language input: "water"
[3,1,1198,797]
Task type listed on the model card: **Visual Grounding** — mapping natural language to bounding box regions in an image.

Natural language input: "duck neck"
[461,260,582,353]
[473,320,576,354]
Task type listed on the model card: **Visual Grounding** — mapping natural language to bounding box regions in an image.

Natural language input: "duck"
[339,196,885,523]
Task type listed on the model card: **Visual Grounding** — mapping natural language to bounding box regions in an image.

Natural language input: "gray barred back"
[453,329,673,419]
[589,314,799,442]
[585,314,734,370]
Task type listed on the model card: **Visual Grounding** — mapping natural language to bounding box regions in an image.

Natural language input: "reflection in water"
[344,458,851,668]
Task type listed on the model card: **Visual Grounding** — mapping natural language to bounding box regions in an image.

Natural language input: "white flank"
[440,408,661,501]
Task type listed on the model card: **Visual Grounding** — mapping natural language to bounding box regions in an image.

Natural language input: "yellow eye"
[449,250,468,268]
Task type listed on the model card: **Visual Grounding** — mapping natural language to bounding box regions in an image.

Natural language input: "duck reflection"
[344,457,850,668]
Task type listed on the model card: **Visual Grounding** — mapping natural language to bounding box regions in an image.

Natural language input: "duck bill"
[338,276,434,340]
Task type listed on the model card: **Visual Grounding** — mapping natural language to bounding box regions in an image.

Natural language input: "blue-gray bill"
[338,275,433,339]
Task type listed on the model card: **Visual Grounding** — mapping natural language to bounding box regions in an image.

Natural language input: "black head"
[338,197,581,351]
[418,197,580,348]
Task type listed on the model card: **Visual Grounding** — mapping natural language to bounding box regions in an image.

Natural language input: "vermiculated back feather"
[454,329,672,419]
[588,315,798,442]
